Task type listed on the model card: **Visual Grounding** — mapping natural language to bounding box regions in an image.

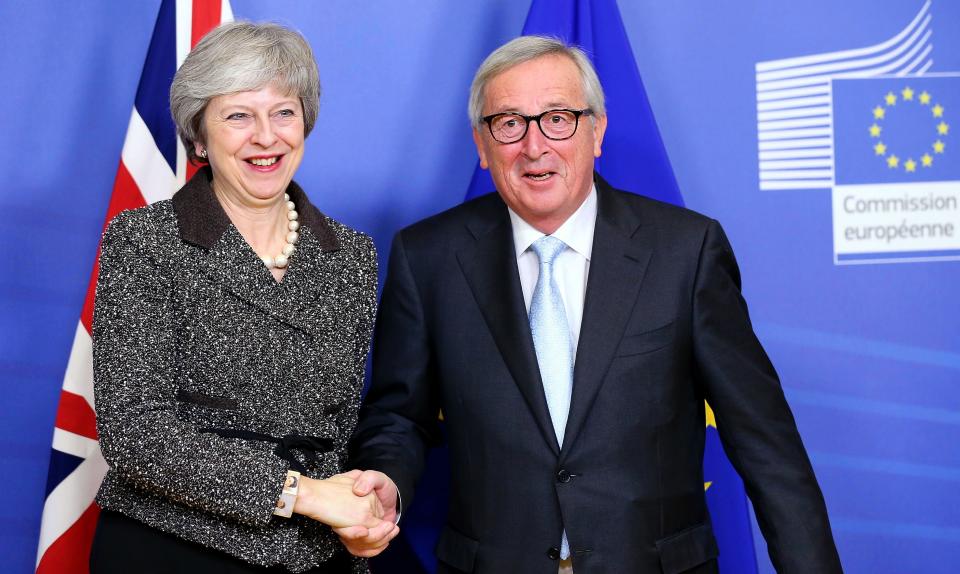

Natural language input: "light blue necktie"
[528,235,573,560]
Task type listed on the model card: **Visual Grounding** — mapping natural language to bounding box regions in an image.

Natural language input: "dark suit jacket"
[351,174,841,574]
[93,167,376,572]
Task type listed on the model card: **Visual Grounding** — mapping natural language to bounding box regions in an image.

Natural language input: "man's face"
[473,54,607,234]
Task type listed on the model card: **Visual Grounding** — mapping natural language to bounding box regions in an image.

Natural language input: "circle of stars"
[869,86,948,173]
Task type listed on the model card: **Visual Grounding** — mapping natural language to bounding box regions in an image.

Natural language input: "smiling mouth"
[247,156,281,167]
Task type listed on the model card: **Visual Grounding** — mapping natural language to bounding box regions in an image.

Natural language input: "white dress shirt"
[508,185,597,355]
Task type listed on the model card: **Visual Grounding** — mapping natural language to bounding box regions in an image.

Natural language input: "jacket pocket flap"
[655,521,719,574]
[617,321,675,357]
[435,525,479,572]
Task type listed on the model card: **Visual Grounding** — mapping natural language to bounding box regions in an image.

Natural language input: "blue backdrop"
[2,1,958,573]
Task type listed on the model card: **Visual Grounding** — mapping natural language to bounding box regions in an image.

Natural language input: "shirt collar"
[508,184,597,261]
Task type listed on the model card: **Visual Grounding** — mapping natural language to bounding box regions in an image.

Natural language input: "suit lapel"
[456,199,560,455]
[562,181,653,457]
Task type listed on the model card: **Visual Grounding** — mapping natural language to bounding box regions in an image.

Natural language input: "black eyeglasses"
[481,108,593,144]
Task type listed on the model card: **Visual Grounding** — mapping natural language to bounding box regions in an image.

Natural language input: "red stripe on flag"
[79,161,146,332]
[186,158,201,182]
[191,1,221,47]
[36,503,100,574]
[105,161,149,226]
[54,391,98,441]
[185,1,222,183]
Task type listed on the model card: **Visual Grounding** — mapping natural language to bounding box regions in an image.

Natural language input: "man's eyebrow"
[489,102,572,115]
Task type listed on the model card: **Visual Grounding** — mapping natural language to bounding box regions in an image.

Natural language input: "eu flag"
[833,75,958,185]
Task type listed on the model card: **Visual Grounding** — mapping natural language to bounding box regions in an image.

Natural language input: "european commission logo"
[755,0,959,264]
[859,85,948,176]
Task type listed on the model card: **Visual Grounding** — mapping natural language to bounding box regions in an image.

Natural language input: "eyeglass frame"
[480,108,594,144]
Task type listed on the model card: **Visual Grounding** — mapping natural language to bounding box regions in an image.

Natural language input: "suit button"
[557,469,572,483]
[547,547,561,560]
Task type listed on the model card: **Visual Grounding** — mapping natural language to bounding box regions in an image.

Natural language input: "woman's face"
[199,83,305,207]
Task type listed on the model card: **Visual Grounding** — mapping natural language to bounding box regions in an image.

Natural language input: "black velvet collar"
[171,165,339,252]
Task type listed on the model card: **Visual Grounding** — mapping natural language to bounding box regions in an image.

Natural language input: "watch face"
[286,474,299,489]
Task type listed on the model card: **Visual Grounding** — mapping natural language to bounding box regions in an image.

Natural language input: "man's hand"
[333,469,401,557]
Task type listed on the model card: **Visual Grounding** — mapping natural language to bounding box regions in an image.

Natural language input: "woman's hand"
[333,470,401,557]
[293,472,384,529]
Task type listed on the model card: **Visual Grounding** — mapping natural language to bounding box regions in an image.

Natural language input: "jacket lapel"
[276,224,345,337]
[562,178,653,457]
[456,197,560,455]
[199,227,289,321]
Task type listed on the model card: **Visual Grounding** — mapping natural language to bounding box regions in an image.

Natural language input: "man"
[339,36,842,573]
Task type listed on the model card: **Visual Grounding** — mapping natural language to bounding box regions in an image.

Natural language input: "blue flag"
[833,75,958,185]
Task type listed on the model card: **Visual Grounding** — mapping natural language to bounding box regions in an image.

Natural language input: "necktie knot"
[531,235,567,267]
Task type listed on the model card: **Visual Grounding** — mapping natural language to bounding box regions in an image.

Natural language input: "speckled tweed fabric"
[92,167,376,573]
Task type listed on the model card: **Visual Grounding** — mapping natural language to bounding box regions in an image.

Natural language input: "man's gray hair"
[468,35,606,128]
[170,21,321,163]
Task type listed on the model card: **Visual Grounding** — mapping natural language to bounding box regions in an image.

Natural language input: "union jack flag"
[35,2,232,572]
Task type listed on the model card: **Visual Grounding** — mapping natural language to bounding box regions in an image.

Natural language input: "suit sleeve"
[349,232,441,505]
[93,211,288,525]
[691,220,843,573]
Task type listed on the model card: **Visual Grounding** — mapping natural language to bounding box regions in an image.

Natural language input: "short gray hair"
[170,21,321,163]
[468,35,606,128]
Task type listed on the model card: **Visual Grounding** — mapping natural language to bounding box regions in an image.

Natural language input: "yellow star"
[919,91,932,105]
[905,158,917,172]
[937,121,950,135]
[932,104,944,118]
[887,155,899,168]
[902,86,914,100]
[885,92,897,106]
[873,106,886,120]
[869,124,882,137]
[704,481,713,492]
[921,154,933,167]
[933,140,946,154]
[873,142,887,155]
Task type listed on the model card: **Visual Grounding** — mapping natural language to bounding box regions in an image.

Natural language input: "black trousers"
[90,510,353,574]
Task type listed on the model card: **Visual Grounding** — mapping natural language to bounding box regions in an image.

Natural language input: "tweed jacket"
[92,167,377,573]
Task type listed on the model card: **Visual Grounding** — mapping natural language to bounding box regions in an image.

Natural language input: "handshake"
[293,469,401,557]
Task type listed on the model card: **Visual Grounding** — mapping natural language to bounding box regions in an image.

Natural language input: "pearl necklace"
[261,193,300,269]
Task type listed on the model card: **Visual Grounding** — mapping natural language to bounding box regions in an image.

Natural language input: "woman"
[90,21,395,573]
